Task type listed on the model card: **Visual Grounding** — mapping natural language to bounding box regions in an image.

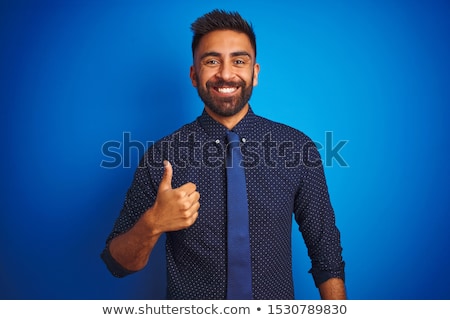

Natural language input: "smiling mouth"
[214,86,239,94]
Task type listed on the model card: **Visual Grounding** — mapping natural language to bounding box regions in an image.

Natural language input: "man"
[101,9,346,300]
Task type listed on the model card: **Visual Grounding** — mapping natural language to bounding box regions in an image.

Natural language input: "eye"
[234,59,245,65]
[206,59,220,65]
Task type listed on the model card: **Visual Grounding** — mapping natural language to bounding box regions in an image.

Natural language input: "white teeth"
[217,87,237,93]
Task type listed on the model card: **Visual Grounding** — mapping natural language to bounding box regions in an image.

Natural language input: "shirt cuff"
[100,245,136,278]
[309,261,345,287]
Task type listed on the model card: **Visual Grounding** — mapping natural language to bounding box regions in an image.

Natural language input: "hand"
[148,160,200,234]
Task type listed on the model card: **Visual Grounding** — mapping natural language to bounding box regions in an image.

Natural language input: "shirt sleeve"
[100,152,160,277]
[293,141,345,287]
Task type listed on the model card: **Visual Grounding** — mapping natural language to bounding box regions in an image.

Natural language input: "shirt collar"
[197,106,258,142]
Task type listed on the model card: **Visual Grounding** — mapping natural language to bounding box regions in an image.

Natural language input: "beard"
[196,76,254,117]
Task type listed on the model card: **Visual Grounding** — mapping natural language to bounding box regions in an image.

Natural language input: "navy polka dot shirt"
[101,108,345,299]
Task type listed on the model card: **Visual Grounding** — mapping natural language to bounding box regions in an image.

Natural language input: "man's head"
[189,10,260,121]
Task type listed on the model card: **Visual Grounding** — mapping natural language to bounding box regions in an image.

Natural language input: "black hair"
[190,9,257,58]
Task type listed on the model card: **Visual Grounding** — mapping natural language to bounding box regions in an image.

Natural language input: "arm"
[318,278,347,300]
[108,207,164,272]
[294,138,346,298]
[107,160,200,272]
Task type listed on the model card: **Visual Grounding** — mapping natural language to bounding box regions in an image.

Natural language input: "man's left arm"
[318,278,347,299]
[293,136,346,300]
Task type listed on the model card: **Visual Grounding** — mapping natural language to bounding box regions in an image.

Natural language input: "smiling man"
[101,9,346,300]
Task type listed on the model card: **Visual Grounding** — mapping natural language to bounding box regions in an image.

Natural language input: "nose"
[216,61,234,81]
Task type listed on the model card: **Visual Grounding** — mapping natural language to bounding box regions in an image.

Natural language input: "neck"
[204,105,249,130]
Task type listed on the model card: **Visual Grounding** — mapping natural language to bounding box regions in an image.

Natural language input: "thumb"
[158,160,173,191]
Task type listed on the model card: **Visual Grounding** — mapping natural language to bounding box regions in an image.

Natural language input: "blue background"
[1,0,449,299]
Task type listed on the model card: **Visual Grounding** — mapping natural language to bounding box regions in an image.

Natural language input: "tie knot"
[226,131,240,145]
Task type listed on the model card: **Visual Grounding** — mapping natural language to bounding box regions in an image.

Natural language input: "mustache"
[206,79,246,88]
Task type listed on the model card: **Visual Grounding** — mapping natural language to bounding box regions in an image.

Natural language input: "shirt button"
[241,138,246,143]
[215,139,220,144]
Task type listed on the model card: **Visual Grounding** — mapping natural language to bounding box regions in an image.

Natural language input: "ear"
[252,63,260,87]
[190,65,198,87]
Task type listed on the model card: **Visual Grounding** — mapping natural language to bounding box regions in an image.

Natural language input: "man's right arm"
[104,160,200,273]
[107,206,164,272]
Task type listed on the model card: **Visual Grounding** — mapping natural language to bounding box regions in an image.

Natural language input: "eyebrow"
[199,51,252,60]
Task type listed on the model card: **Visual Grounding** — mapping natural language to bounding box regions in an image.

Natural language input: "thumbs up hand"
[149,160,200,234]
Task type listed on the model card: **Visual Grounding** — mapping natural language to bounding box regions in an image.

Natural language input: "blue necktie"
[226,131,252,299]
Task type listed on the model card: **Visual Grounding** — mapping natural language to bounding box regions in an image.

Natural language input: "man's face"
[190,30,260,117]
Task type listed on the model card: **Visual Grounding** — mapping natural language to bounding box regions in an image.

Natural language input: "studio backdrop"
[1,0,449,299]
